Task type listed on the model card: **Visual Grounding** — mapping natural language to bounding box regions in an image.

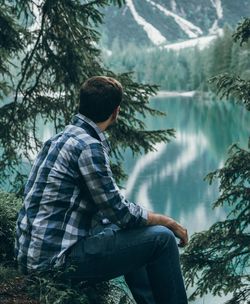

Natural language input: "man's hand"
[168,220,188,247]
[147,211,188,247]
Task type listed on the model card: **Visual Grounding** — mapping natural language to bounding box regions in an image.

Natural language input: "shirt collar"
[73,113,110,152]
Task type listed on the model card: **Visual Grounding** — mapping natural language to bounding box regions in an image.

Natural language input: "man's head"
[79,76,123,123]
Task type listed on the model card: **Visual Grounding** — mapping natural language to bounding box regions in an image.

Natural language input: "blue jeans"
[64,224,188,304]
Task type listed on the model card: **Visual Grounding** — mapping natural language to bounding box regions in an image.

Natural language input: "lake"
[10,93,249,303]
[120,94,250,303]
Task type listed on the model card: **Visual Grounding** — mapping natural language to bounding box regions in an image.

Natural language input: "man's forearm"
[147,211,176,229]
[146,211,189,247]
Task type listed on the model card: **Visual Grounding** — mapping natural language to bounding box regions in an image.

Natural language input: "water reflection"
[121,95,249,303]
[123,130,224,236]
[122,96,250,235]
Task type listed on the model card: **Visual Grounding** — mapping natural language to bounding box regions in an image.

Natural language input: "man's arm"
[78,143,148,228]
[79,142,188,246]
[147,211,189,247]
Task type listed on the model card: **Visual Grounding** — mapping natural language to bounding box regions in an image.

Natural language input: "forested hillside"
[103,26,250,91]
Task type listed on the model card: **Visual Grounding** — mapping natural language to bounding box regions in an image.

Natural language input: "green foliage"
[182,144,250,302]
[0,264,19,283]
[182,18,250,304]
[0,191,22,262]
[28,270,135,304]
[0,188,135,303]
[0,264,134,304]
[210,74,250,110]
[30,275,90,304]
[0,0,173,191]
[233,18,250,45]
[0,2,24,98]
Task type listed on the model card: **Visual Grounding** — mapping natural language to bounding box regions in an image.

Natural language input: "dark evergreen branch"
[209,74,250,111]
[233,18,250,45]
[14,5,46,104]
[0,0,171,192]
[182,19,250,304]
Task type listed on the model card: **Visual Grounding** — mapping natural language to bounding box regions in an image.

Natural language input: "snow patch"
[170,0,177,12]
[209,20,219,34]
[210,0,223,19]
[162,35,218,51]
[147,0,203,38]
[126,0,167,46]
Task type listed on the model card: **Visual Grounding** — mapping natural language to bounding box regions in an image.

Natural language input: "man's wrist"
[147,211,175,228]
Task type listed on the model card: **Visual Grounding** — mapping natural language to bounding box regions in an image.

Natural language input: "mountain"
[101,0,250,47]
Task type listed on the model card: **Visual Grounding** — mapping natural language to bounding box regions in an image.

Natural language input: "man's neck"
[96,120,110,132]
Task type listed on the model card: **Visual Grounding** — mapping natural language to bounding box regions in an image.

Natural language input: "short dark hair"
[79,76,123,123]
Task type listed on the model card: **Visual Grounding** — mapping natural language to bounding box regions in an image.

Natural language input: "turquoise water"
[120,95,250,303]
[13,95,249,303]
[122,96,250,234]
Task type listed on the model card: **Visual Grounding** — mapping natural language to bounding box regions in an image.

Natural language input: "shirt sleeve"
[78,142,148,228]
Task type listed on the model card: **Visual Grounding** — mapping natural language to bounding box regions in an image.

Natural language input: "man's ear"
[115,106,120,116]
[112,106,120,120]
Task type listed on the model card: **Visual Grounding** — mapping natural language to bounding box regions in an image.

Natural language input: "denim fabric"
[64,224,188,304]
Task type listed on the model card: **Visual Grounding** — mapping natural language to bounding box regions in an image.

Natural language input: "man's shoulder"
[63,124,102,148]
[41,124,104,162]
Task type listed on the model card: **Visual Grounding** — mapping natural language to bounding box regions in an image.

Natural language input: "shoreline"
[155,90,196,98]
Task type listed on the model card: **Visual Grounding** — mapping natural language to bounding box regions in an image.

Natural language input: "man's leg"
[64,225,187,304]
[124,266,156,304]
[146,227,187,303]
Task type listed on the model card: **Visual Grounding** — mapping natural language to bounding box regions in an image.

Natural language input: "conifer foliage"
[104,25,250,92]
[0,0,174,192]
[181,19,250,304]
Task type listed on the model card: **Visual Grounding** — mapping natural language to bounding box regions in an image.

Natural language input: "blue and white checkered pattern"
[15,114,148,271]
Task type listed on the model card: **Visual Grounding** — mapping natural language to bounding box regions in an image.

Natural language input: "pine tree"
[0,0,174,193]
[0,2,24,97]
[181,18,250,304]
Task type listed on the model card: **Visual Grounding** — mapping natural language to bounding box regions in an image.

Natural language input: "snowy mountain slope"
[101,0,250,47]
[146,0,203,39]
[126,0,167,45]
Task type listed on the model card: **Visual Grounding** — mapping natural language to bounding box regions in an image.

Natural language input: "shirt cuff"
[139,207,148,226]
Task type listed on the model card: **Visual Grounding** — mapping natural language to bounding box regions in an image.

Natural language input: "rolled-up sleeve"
[78,142,148,228]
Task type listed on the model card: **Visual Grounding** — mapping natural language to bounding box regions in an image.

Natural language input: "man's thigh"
[64,224,176,282]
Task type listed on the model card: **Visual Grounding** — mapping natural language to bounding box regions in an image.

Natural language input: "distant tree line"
[103,25,250,91]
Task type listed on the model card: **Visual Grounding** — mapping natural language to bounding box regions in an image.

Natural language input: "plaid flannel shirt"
[15,114,148,272]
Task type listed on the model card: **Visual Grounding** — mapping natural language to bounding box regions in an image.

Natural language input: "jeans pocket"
[84,227,116,257]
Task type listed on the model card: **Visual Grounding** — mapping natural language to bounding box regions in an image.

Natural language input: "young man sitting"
[16,76,188,304]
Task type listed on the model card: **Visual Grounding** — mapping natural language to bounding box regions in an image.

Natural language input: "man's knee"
[150,225,176,246]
